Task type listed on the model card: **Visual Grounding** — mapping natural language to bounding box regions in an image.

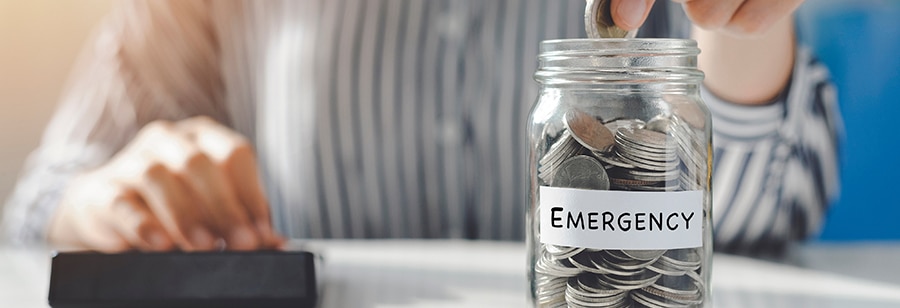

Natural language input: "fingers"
[181,117,280,248]
[139,159,217,251]
[681,0,804,36]
[160,127,260,250]
[105,190,174,251]
[611,0,656,31]
[68,197,132,253]
[680,0,744,30]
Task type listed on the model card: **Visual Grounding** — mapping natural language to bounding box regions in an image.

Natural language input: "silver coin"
[606,118,646,131]
[615,134,675,153]
[616,154,678,172]
[565,109,616,152]
[584,0,637,39]
[566,275,630,307]
[608,172,671,183]
[595,152,636,169]
[661,249,702,269]
[537,276,569,298]
[617,127,671,150]
[570,252,611,275]
[546,244,585,259]
[622,168,682,180]
[642,275,702,302]
[617,146,678,162]
[552,155,611,190]
[647,261,689,277]
[622,249,666,261]
[608,177,659,188]
[595,255,647,277]
[645,115,675,134]
[654,259,700,274]
[615,148,678,167]
[632,289,691,308]
[537,250,583,277]
[574,274,626,296]
[599,270,661,290]
[601,251,659,271]
[539,131,585,184]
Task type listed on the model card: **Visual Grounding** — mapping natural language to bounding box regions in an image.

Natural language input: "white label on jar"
[539,186,703,250]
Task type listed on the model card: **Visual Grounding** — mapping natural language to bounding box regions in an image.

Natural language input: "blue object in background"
[797,0,900,240]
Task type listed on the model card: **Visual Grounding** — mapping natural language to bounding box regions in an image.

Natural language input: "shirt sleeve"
[1,0,226,245]
[707,46,843,254]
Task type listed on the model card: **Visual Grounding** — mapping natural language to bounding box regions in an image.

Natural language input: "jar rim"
[539,38,699,56]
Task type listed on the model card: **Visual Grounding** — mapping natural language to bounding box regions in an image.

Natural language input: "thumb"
[611,0,656,31]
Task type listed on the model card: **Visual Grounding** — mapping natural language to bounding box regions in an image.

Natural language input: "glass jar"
[526,39,712,308]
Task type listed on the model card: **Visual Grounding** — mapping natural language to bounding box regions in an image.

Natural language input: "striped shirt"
[2,0,841,253]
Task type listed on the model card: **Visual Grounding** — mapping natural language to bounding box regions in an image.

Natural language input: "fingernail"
[228,226,258,250]
[190,228,215,250]
[147,231,170,250]
[616,0,648,30]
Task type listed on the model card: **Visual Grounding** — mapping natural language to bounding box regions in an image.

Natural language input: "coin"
[539,131,584,184]
[565,109,616,152]
[552,155,611,190]
[584,0,637,39]
[645,115,674,134]
[617,127,670,150]
[622,250,666,261]
[595,152,636,169]
[546,244,585,259]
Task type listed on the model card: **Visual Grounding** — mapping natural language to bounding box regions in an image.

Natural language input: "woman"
[3,0,841,255]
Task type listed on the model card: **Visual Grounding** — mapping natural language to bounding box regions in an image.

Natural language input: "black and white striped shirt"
[2,0,841,253]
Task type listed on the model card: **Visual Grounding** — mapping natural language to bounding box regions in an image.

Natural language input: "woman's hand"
[612,0,802,104]
[49,116,282,252]
[612,0,804,37]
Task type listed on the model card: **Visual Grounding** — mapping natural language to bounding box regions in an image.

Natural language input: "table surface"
[3,240,900,307]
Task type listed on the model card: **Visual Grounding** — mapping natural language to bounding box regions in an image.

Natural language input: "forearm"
[693,15,796,105]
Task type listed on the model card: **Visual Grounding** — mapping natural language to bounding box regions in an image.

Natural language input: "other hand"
[49,116,283,252]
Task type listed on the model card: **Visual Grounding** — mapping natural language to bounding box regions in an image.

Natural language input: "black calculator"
[48,251,318,308]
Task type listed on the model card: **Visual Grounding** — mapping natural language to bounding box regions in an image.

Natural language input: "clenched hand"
[49,116,283,252]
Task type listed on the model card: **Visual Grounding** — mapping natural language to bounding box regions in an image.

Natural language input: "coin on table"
[552,155,611,190]
[584,0,637,39]
[565,109,615,152]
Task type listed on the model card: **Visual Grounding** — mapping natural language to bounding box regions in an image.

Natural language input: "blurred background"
[0,0,897,242]
[0,0,114,206]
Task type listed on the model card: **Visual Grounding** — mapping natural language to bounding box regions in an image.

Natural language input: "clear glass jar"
[526,39,712,308]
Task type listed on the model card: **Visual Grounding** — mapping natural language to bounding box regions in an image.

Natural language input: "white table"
[3,240,900,307]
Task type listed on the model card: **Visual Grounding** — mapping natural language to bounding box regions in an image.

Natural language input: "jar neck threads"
[534,39,704,87]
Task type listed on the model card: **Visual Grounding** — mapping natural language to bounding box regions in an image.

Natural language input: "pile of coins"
[536,247,703,308]
[539,110,703,192]
[535,109,706,308]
